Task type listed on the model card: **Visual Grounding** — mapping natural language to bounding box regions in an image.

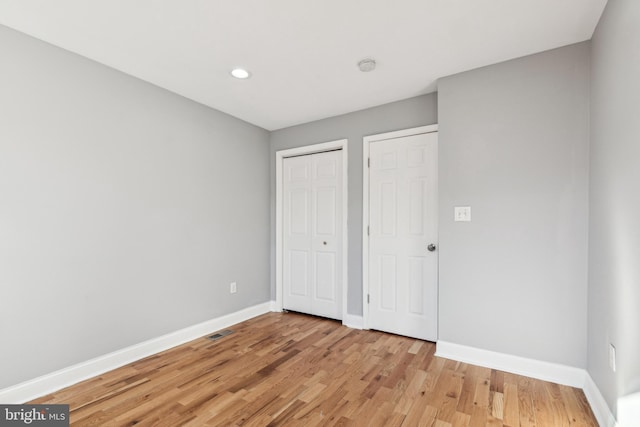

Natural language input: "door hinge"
[367,225,370,236]
[367,294,370,304]
[368,157,370,168]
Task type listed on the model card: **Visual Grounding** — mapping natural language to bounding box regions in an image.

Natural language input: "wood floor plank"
[517,375,538,427]
[29,312,598,426]
[492,392,504,420]
[451,411,471,426]
[457,364,479,416]
[502,382,520,427]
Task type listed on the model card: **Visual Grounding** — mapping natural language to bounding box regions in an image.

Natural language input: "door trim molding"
[362,124,438,330]
[275,139,349,322]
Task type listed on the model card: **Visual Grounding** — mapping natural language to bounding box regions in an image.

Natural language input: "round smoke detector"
[357,58,376,72]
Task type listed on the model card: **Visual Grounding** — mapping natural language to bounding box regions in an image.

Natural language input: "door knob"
[427,244,437,252]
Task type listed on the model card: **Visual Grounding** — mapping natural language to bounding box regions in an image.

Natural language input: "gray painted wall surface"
[589,0,640,417]
[0,25,270,389]
[269,95,438,315]
[438,43,590,367]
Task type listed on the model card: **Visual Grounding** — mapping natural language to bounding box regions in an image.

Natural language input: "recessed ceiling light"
[230,68,251,79]
[357,58,376,72]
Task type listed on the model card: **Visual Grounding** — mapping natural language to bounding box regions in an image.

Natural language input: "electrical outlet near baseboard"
[230,282,237,294]
[609,343,616,372]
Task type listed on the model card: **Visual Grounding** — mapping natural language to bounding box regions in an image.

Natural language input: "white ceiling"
[0,0,607,130]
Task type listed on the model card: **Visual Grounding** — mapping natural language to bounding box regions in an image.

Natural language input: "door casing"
[275,139,348,322]
[362,124,438,333]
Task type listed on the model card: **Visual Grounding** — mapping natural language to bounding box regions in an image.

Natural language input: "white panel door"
[283,150,343,320]
[368,132,438,341]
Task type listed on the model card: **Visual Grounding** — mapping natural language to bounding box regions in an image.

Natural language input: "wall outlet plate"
[454,206,471,222]
[230,282,237,294]
[609,343,616,372]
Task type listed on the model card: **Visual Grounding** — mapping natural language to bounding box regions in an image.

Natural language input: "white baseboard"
[584,374,618,427]
[435,340,586,388]
[0,301,273,404]
[342,314,363,330]
[436,341,624,426]
[617,390,640,427]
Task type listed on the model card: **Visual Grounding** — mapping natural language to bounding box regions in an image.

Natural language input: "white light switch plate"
[454,206,471,222]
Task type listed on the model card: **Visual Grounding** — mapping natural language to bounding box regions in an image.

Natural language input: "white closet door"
[368,132,438,341]
[283,150,343,320]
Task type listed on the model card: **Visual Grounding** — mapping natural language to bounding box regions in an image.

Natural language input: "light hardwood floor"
[31,312,598,426]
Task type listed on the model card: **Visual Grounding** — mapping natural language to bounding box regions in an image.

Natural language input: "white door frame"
[276,139,348,322]
[362,124,438,330]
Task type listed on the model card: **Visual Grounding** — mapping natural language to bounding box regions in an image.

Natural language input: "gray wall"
[437,43,590,367]
[589,0,640,417]
[269,95,438,315]
[0,25,270,389]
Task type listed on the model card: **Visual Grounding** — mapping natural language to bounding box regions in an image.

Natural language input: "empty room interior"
[0,0,638,426]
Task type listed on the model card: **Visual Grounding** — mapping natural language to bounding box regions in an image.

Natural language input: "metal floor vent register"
[207,329,234,341]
